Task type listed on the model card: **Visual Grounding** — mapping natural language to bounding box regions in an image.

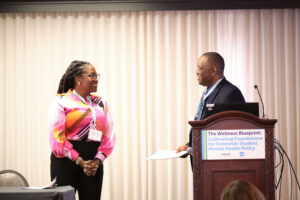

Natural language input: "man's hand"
[176,144,189,153]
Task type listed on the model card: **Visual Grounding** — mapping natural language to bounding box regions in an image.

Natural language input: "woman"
[221,180,266,200]
[48,60,115,200]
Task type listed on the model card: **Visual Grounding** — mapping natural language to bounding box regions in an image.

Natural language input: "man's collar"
[207,77,224,90]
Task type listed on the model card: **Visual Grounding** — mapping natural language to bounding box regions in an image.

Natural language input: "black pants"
[51,140,103,200]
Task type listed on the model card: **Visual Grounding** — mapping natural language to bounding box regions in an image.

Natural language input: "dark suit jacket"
[188,77,245,147]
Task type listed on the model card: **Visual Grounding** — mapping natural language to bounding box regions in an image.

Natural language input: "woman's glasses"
[84,73,100,80]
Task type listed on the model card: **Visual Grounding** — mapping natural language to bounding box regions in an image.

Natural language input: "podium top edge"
[189,110,277,127]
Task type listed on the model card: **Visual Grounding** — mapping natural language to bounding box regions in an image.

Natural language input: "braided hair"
[57,60,90,94]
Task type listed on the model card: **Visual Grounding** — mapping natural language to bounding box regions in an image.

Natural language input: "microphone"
[254,85,266,118]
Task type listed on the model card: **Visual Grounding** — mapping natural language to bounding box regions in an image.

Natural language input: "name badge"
[88,128,102,142]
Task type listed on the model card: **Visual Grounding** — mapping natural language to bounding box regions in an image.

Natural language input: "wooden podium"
[189,111,277,200]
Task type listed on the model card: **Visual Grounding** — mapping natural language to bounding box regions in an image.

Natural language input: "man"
[176,52,245,161]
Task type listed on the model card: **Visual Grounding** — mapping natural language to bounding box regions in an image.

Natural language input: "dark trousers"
[51,140,103,200]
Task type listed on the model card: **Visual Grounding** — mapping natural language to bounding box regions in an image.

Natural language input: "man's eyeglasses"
[84,73,100,80]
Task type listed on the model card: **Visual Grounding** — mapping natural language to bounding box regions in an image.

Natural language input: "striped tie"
[195,90,208,120]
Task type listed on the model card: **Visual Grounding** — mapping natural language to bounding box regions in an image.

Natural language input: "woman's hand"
[82,160,102,176]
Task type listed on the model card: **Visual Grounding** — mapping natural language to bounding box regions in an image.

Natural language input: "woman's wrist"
[75,156,83,165]
[94,158,102,166]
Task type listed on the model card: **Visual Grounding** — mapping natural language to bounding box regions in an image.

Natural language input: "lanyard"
[73,90,96,128]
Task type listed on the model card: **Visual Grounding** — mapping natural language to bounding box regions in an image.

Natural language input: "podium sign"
[189,111,277,200]
[202,129,265,160]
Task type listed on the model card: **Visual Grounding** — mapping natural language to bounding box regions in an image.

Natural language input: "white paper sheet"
[22,177,57,189]
[147,150,187,160]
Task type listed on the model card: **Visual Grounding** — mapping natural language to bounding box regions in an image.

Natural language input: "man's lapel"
[206,78,227,104]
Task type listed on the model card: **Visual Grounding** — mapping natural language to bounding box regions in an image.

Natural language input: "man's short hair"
[202,52,225,75]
